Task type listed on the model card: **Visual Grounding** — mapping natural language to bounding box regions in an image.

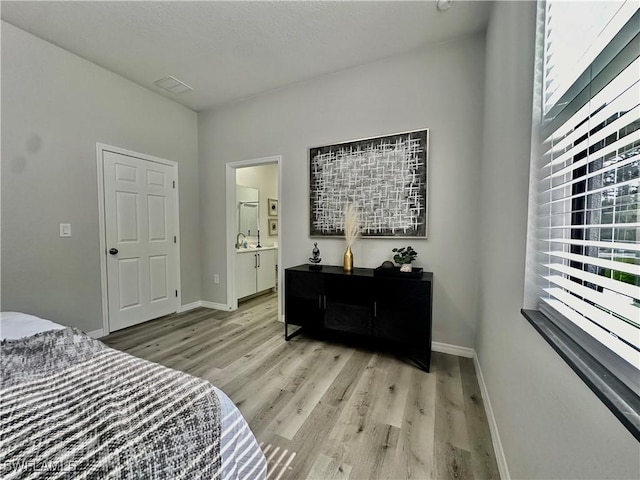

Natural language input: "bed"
[0,312,267,480]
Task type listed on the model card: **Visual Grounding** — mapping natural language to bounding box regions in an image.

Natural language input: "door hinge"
[174,235,177,243]
[172,180,175,189]
[175,290,178,297]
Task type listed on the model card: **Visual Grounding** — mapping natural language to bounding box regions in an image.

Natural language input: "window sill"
[521,309,640,441]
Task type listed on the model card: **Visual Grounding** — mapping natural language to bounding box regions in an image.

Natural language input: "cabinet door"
[256,250,276,292]
[373,278,430,348]
[324,275,372,335]
[236,252,257,299]
[285,270,323,328]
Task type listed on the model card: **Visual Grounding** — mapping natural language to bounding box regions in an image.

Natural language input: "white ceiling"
[1,1,492,112]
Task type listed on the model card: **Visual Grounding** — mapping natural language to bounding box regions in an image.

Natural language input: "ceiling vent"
[153,76,193,95]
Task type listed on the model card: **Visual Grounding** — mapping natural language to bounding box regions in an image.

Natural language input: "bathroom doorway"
[225,156,282,321]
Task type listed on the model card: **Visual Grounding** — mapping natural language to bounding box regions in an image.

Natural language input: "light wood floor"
[102,293,500,480]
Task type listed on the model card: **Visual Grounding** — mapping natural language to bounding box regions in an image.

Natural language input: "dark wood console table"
[284,265,433,371]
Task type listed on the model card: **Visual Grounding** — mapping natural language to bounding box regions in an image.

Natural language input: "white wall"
[1,21,201,333]
[236,164,278,243]
[199,34,485,348]
[476,3,640,479]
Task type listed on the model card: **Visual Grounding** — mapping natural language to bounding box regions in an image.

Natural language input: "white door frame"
[96,143,182,336]
[226,155,283,321]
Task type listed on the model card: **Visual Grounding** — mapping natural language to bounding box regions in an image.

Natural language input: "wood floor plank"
[434,442,474,480]
[269,345,353,440]
[319,349,372,408]
[124,319,214,356]
[307,453,351,480]
[348,422,401,479]
[434,353,471,452]
[221,337,316,398]
[198,321,282,369]
[196,331,285,384]
[226,299,278,327]
[237,383,293,437]
[104,308,213,350]
[326,356,398,479]
[395,367,437,480]
[179,316,272,360]
[102,294,500,480]
[225,345,312,422]
[260,434,297,480]
[459,357,501,480]
[327,355,387,446]
[372,358,413,429]
[134,322,239,363]
[284,402,342,479]
[246,388,295,441]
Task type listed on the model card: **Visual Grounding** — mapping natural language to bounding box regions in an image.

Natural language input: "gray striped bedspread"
[0,327,266,479]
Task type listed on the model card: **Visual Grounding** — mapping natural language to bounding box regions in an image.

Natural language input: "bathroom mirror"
[236,185,259,236]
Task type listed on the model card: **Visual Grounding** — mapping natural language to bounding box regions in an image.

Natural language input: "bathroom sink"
[236,244,275,251]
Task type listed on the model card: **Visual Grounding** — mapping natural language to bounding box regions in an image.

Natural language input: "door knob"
[109,248,119,255]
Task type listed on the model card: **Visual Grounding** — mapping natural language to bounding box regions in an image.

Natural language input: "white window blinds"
[542,1,638,116]
[536,2,640,370]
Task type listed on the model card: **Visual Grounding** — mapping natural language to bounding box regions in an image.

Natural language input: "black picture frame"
[309,128,429,238]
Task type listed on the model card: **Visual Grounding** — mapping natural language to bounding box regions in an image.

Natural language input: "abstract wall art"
[309,129,429,238]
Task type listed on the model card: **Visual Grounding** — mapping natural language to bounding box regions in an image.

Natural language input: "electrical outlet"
[213,274,220,284]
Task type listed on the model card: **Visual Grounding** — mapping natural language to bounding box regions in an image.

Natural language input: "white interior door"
[103,151,179,331]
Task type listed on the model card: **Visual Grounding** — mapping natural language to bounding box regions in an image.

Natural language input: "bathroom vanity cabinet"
[236,248,276,300]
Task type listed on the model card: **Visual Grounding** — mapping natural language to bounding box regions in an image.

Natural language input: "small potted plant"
[392,246,418,272]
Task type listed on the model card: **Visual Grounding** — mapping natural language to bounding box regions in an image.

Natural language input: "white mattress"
[0,311,266,480]
[0,311,66,340]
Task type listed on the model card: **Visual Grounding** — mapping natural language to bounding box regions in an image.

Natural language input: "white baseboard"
[432,341,474,358]
[473,353,510,480]
[177,300,232,312]
[200,301,233,311]
[178,301,203,313]
[87,329,105,339]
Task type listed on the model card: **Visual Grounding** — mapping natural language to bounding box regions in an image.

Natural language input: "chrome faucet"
[236,232,246,249]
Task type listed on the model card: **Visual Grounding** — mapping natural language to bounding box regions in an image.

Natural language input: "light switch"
[59,223,71,237]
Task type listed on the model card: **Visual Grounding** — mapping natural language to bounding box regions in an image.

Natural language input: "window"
[525,1,639,439]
